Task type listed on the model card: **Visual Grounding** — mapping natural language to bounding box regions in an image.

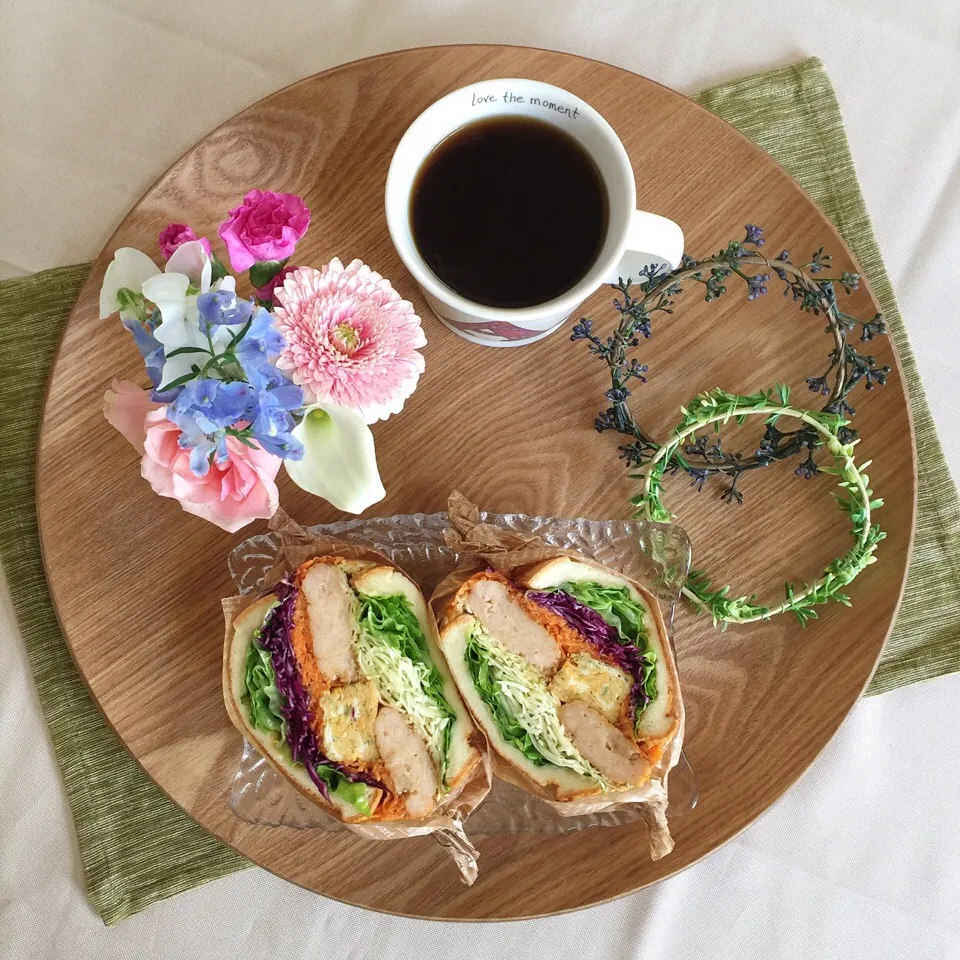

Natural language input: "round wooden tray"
[37,45,914,919]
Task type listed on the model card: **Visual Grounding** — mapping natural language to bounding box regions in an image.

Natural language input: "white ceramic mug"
[385,78,684,347]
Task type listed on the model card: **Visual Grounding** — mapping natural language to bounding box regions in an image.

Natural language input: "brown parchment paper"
[221,508,493,884]
[430,491,685,861]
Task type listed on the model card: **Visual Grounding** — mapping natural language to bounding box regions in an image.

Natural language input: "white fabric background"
[2,1,959,957]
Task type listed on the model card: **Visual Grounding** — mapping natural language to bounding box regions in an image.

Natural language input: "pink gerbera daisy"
[273,259,426,424]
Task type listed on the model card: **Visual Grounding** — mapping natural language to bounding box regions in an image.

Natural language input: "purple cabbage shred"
[526,589,652,711]
[257,579,382,798]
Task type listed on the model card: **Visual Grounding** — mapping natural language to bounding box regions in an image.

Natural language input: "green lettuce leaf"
[640,652,657,706]
[242,614,286,739]
[331,778,373,817]
[558,581,648,645]
[357,594,438,690]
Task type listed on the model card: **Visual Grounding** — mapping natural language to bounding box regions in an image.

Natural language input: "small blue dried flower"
[795,454,819,480]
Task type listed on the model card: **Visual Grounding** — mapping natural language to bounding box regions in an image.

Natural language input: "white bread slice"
[349,566,482,792]
[519,556,680,744]
[438,613,599,801]
[222,594,377,822]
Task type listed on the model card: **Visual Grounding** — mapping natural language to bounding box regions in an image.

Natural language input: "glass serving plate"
[227,510,698,834]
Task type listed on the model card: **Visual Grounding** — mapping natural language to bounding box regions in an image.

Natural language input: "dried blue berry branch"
[572,225,892,504]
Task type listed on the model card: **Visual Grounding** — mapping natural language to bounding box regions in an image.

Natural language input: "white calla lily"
[285,404,386,514]
[99,248,160,319]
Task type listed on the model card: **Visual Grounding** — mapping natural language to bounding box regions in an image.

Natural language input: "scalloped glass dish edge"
[227,510,698,834]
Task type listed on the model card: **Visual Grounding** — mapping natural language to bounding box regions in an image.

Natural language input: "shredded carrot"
[291,559,414,817]
[638,741,665,765]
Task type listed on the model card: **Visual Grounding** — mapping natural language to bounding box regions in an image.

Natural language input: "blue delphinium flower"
[154,301,307,475]
[122,308,165,390]
[169,378,234,434]
[166,372,305,474]
[196,288,255,333]
[208,379,256,426]
[249,383,304,459]
[236,307,287,380]
[168,379,259,474]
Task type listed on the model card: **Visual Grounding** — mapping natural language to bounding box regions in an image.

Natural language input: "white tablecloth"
[3,1,959,957]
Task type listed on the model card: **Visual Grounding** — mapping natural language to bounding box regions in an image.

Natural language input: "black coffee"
[410,117,608,308]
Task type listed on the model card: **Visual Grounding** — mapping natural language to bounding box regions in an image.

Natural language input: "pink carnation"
[158,223,212,260]
[273,259,426,424]
[218,190,310,272]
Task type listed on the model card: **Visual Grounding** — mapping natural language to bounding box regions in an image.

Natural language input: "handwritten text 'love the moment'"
[470,89,580,119]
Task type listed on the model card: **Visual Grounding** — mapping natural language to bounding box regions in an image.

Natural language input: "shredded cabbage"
[355,593,455,787]
[464,624,609,788]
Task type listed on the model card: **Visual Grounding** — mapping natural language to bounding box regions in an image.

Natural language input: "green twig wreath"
[631,387,886,626]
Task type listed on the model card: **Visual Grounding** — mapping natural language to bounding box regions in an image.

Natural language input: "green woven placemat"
[1,56,957,925]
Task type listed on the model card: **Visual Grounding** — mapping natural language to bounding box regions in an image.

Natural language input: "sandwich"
[438,556,681,802]
[224,556,483,822]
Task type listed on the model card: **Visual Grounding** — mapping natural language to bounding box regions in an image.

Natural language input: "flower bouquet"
[100,190,426,532]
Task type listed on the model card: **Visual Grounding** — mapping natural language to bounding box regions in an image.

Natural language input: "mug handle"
[605,210,684,284]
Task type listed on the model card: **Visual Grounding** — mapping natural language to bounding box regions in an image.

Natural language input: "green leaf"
[210,255,229,283]
[332,779,373,817]
[164,345,210,359]
[241,606,286,739]
[227,316,254,348]
[156,370,199,393]
[248,257,289,290]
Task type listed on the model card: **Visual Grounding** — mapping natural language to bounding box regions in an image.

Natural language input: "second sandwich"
[438,556,682,802]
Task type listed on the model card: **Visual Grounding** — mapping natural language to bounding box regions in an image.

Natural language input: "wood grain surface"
[36,45,915,919]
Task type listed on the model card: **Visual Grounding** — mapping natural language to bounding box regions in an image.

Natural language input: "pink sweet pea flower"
[103,379,163,454]
[158,223,212,261]
[218,190,311,272]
